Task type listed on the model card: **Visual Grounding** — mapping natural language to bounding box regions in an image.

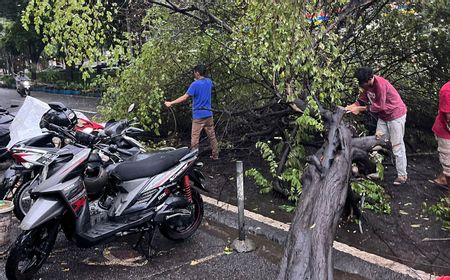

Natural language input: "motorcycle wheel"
[159,188,204,241]
[0,181,7,200]
[13,181,33,220]
[5,220,59,280]
[0,176,13,200]
[25,89,31,96]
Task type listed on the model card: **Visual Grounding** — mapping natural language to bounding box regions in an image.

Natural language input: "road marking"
[82,246,148,267]
[139,252,225,279]
[201,194,433,280]
[190,252,225,266]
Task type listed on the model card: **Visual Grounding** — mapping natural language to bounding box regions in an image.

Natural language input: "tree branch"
[149,0,232,33]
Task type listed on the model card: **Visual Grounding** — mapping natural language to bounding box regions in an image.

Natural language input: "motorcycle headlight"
[23,81,31,87]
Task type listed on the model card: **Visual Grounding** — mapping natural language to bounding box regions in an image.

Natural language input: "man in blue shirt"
[164,64,219,160]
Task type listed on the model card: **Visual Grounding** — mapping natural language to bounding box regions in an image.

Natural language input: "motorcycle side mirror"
[127,103,136,113]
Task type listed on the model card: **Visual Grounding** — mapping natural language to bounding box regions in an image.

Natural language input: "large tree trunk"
[277,107,388,280]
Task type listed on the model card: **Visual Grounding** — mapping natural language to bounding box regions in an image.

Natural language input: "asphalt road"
[0,88,100,118]
[0,219,280,280]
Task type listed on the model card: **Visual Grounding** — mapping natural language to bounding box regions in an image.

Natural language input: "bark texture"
[277,107,388,280]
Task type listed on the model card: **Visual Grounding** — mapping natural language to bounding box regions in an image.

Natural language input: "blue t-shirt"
[187,78,213,119]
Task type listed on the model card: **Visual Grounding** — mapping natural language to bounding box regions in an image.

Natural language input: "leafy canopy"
[22,0,127,79]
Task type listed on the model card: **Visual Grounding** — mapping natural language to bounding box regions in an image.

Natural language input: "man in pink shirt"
[346,67,408,185]
[432,82,450,198]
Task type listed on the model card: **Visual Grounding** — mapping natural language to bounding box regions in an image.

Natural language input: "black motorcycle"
[5,133,206,280]
[0,106,15,161]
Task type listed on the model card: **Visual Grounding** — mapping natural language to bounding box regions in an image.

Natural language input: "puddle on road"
[203,219,368,280]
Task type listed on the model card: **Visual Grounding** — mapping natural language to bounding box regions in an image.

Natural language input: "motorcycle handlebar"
[74,131,100,146]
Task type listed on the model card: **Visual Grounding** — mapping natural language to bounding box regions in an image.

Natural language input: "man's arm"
[355,90,369,106]
[345,90,369,115]
[368,83,387,113]
[165,93,190,107]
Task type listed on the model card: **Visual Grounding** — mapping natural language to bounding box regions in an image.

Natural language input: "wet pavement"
[0,217,363,280]
[0,88,100,118]
[0,219,281,280]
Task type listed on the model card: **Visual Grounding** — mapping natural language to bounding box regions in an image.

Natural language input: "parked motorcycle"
[15,73,32,97]
[5,128,205,279]
[75,111,105,134]
[1,100,145,219]
[0,106,15,161]
[0,99,80,206]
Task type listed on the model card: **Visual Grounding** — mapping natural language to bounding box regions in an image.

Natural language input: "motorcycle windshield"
[7,96,50,149]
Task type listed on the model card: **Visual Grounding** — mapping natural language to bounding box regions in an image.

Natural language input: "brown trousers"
[191,117,219,158]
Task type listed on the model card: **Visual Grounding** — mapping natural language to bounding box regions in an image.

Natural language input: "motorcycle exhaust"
[153,195,190,223]
[115,226,152,237]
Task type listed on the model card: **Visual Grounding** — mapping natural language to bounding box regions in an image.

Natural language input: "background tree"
[0,0,44,77]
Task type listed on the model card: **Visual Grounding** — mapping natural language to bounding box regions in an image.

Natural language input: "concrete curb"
[201,195,435,280]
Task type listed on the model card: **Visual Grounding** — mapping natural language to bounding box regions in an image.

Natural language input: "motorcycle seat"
[110,147,190,181]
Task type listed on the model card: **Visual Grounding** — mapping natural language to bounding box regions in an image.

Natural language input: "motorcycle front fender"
[20,197,65,231]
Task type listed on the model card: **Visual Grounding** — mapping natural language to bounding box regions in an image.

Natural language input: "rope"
[166,106,178,138]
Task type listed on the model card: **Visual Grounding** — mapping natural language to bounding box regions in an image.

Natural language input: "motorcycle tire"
[159,188,204,241]
[0,151,11,163]
[25,89,31,96]
[13,181,33,221]
[0,180,7,200]
[5,220,59,280]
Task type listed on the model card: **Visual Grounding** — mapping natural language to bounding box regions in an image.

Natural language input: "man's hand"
[345,104,367,115]
[164,94,189,108]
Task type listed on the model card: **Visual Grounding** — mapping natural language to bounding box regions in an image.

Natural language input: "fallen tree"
[277,106,389,280]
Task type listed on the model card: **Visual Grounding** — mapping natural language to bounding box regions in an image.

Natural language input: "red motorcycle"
[74,111,105,134]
